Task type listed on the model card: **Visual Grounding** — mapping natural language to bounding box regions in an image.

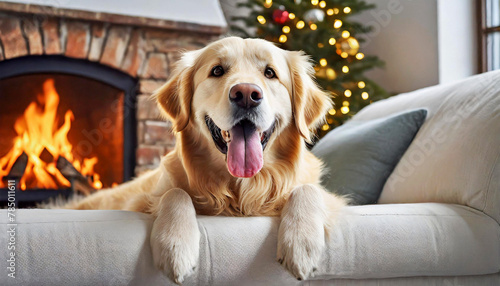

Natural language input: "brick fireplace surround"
[0,2,225,178]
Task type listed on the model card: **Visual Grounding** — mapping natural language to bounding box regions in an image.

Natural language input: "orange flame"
[0,79,103,190]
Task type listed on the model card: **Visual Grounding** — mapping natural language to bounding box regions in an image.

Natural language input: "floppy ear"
[288,51,333,143]
[153,51,197,132]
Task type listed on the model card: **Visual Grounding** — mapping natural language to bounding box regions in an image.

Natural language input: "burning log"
[3,152,28,183]
[56,156,96,195]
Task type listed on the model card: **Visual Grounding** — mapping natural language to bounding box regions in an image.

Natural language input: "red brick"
[137,121,145,144]
[22,18,43,55]
[145,29,211,53]
[144,120,174,145]
[136,145,164,166]
[139,79,165,94]
[121,29,146,77]
[65,21,90,59]
[144,29,174,40]
[167,51,184,71]
[41,18,61,54]
[100,26,132,68]
[141,53,168,79]
[137,94,162,120]
[0,16,28,59]
[88,23,108,61]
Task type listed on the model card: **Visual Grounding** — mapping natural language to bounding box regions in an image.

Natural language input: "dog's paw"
[277,213,325,280]
[151,227,200,284]
[150,188,201,284]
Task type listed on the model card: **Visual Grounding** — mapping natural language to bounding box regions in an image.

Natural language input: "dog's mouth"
[205,116,275,178]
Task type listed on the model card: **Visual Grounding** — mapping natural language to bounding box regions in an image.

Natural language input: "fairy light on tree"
[232,0,388,137]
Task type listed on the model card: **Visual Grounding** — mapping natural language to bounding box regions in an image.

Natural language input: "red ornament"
[273,9,289,24]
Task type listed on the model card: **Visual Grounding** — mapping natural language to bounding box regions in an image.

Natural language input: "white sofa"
[1,70,499,285]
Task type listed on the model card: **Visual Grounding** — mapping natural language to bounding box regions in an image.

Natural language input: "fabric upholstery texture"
[1,205,499,285]
[312,109,427,205]
[351,70,500,224]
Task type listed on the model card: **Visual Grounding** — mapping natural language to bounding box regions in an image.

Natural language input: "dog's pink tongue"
[227,123,263,178]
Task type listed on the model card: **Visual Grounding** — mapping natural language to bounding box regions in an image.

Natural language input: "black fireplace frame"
[0,55,137,205]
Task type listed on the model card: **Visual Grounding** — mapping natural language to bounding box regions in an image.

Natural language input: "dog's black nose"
[229,83,263,109]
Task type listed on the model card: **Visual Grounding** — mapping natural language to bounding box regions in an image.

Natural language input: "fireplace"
[0,1,225,206]
[0,56,137,206]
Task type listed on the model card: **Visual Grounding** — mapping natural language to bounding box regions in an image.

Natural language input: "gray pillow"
[311,109,427,205]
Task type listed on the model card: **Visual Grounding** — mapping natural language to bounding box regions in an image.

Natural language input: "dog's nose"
[229,83,263,109]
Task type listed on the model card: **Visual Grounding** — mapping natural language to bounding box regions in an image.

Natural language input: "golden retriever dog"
[68,37,345,283]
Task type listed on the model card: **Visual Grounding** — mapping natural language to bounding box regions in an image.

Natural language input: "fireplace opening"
[0,56,137,206]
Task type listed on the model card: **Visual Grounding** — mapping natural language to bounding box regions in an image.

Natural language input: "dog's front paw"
[151,223,200,284]
[150,188,201,284]
[277,216,325,280]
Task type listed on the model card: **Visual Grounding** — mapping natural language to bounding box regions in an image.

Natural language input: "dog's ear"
[153,50,198,132]
[287,51,333,143]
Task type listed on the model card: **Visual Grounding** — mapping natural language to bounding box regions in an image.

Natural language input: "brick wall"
[0,11,221,177]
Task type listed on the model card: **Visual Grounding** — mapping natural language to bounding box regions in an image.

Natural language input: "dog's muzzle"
[205,116,275,178]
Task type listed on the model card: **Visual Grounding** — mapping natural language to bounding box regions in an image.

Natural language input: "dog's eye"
[264,67,276,79]
[211,65,225,77]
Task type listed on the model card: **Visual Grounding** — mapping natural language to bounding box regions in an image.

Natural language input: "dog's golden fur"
[67,37,345,282]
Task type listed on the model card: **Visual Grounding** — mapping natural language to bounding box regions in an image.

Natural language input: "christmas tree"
[231,0,388,137]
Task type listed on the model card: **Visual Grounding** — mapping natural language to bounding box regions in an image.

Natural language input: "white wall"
[354,0,439,94]
[437,0,478,84]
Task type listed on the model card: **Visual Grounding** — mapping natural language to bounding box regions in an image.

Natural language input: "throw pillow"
[311,109,427,205]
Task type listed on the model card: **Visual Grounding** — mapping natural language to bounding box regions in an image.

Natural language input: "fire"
[0,79,103,190]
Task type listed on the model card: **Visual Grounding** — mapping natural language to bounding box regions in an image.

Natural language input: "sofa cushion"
[312,109,427,205]
[1,207,499,285]
[350,70,500,224]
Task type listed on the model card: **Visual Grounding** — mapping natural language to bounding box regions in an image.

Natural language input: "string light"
[342,31,350,38]
[340,52,348,58]
[343,101,350,106]
[344,90,352,97]
[342,66,349,73]
[356,53,365,60]
[311,0,319,5]
[361,92,369,99]
[279,34,287,43]
[322,124,330,131]
[333,8,340,14]
[282,26,290,33]
[296,21,305,29]
[319,58,327,66]
[257,15,266,24]
[344,7,351,13]
[289,13,296,19]
[326,68,336,79]
[358,81,366,88]
[329,38,336,45]
[264,0,272,8]
[319,1,326,8]
[334,19,342,28]
[310,23,317,30]
[341,106,350,114]
[318,43,324,48]
[328,108,336,115]
[327,9,334,15]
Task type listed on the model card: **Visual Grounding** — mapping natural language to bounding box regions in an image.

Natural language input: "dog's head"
[155,37,331,178]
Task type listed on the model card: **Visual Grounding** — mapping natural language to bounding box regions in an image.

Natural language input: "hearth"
[0,56,137,206]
